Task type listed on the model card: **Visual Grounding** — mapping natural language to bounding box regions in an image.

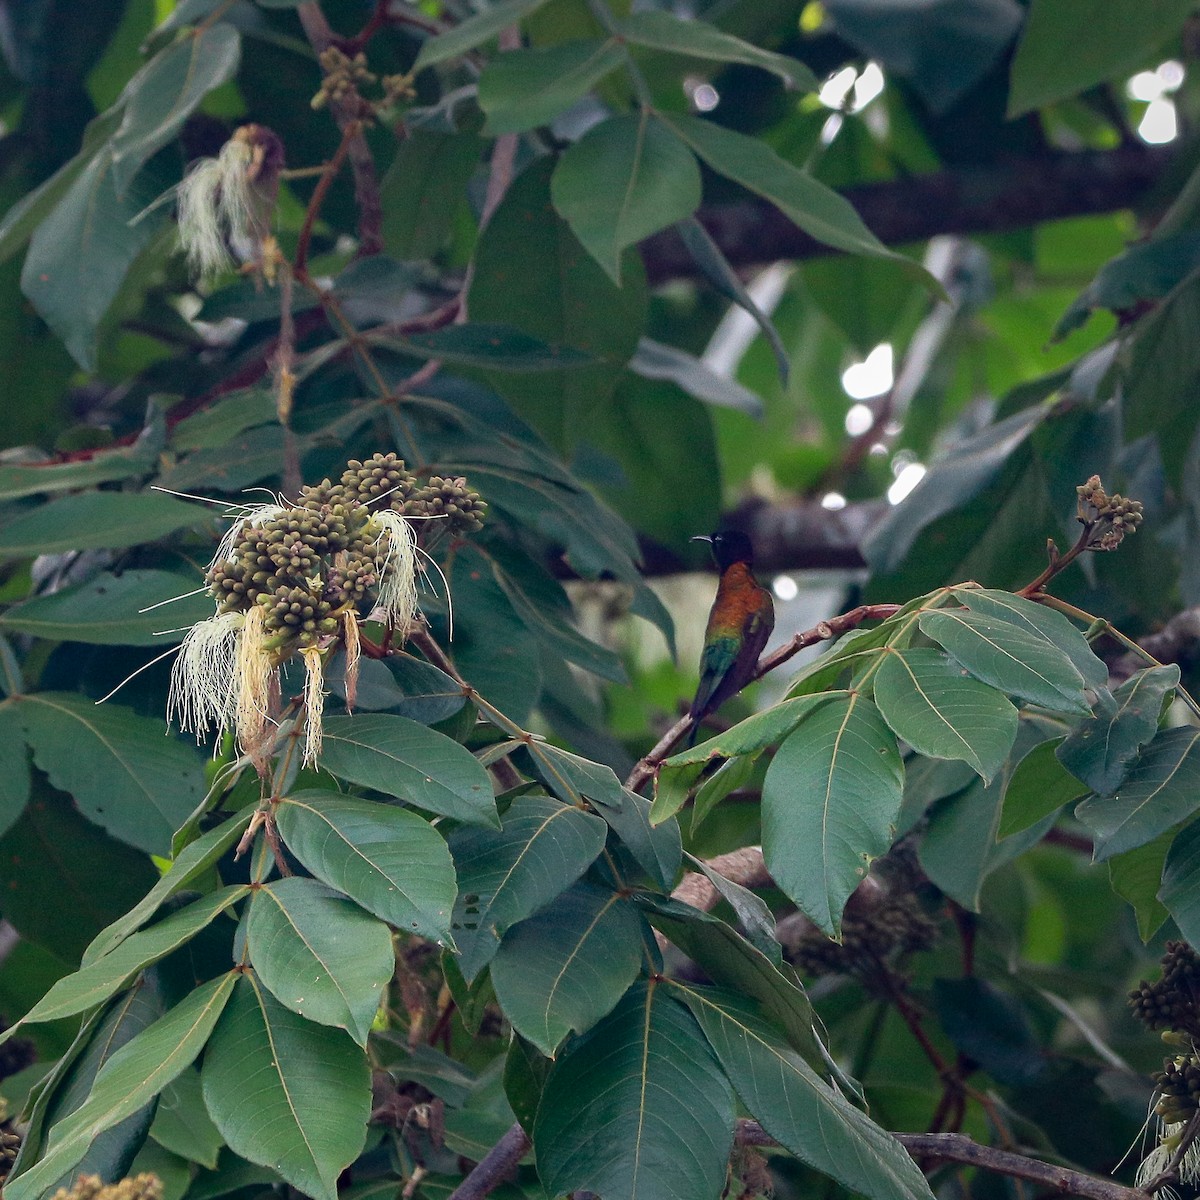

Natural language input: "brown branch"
[671,846,771,913]
[295,120,360,274]
[295,2,384,255]
[738,1122,1148,1200]
[445,1121,530,1200]
[642,144,1176,285]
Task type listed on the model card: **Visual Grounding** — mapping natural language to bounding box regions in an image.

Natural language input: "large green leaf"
[918,609,1091,715]
[201,973,370,1200]
[654,693,838,823]
[593,786,682,890]
[0,492,208,559]
[21,147,172,371]
[478,39,624,133]
[534,981,735,1200]
[551,112,702,283]
[0,444,159,502]
[617,11,818,89]
[1008,0,1193,116]
[412,0,556,69]
[1110,832,1173,942]
[84,812,253,964]
[380,129,484,262]
[150,1068,224,1169]
[490,882,644,1055]
[108,24,241,193]
[997,738,1088,838]
[4,973,236,1200]
[665,114,912,269]
[318,713,497,826]
[1057,665,1179,795]
[10,887,246,1033]
[246,877,394,1046]
[449,794,608,981]
[0,570,213,646]
[274,791,458,945]
[762,693,903,936]
[1077,728,1200,860]
[1158,821,1200,945]
[377,323,590,371]
[0,704,30,838]
[955,588,1108,690]
[14,692,206,855]
[639,895,827,1072]
[675,983,934,1200]
[873,648,1018,783]
[468,157,648,450]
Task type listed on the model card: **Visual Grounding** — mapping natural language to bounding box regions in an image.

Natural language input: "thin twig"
[295,121,360,274]
[444,1121,531,1200]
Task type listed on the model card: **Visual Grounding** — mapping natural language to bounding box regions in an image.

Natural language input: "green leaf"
[0,445,158,501]
[14,692,206,855]
[490,882,644,1055]
[318,713,497,826]
[1057,665,1180,796]
[873,648,1018,783]
[534,981,735,1200]
[1159,821,1200,947]
[376,323,590,371]
[3,973,236,1200]
[997,738,1088,838]
[932,978,1044,1088]
[665,114,917,271]
[150,1068,224,1169]
[675,983,934,1200]
[687,855,780,966]
[1109,832,1173,942]
[275,791,458,945]
[1078,728,1200,860]
[629,338,764,415]
[618,11,818,89]
[1008,0,1193,116]
[918,608,1091,715]
[11,887,246,1032]
[639,895,827,1072]
[201,973,370,1200]
[246,877,394,1046]
[0,492,208,559]
[762,694,903,936]
[551,112,702,284]
[0,705,30,838]
[478,39,624,133]
[84,812,253,964]
[21,147,172,371]
[467,156,647,451]
[449,795,608,982]
[109,25,241,194]
[654,694,837,823]
[593,787,682,890]
[413,0,555,69]
[955,588,1108,690]
[380,130,484,262]
[0,570,212,645]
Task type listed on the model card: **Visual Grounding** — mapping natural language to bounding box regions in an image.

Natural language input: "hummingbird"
[687,531,775,745]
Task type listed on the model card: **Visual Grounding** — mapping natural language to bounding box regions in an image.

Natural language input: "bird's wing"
[689,632,740,720]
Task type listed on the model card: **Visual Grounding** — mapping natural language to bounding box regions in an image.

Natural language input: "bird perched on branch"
[688,531,775,746]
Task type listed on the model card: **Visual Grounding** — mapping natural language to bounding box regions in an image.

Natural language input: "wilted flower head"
[177,123,284,282]
[168,453,485,770]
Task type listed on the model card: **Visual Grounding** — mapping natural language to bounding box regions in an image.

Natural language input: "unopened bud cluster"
[1130,940,1200,1039]
[48,1175,163,1200]
[1077,475,1144,552]
[0,1126,19,1182]
[206,453,484,660]
[313,48,415,113]
[791,892,938,986]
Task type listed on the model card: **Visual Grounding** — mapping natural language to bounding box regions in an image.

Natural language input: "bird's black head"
[692,530,755,571]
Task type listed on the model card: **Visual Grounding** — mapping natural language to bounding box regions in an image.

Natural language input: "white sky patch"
[1139,98,1177,144]
[772,574,799,601]
[845,403,874,436]
[692,83,719,111]
[820,491,847,511]
[842,342,894,400]
[887,462,926,505]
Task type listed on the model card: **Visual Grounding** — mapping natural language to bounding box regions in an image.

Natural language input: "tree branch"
[643,144,1175,284]
[445,1122,530,1200]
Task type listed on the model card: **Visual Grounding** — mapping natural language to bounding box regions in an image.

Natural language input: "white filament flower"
[368,509,418,633]
[177,136,257,282]
[168,611,244,739]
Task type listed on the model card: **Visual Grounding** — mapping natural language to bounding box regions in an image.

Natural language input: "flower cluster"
[1076,475,1144,552]
[48,1175,162,1200]
[169,453,485,767]
[1131,941,1200,1189]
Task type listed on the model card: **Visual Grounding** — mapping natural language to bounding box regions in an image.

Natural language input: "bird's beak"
[690,535,713,544]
